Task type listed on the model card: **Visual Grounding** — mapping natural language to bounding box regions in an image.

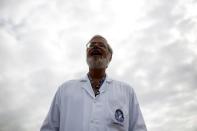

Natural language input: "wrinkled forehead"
[89,36,108,45]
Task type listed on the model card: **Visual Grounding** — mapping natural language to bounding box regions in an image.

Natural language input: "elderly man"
[40,35,147,131]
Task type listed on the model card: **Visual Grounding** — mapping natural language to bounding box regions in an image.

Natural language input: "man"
[40,35,147,131]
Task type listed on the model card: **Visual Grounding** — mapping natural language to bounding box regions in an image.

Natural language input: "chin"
[87,56,109,69]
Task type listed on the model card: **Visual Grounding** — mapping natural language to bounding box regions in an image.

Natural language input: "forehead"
[90,37,108,45]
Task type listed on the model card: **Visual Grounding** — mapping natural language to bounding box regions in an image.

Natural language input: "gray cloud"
[108,1,197,131]
[0,0,197,131]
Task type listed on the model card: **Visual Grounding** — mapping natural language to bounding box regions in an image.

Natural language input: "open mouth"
[90,49,102,56]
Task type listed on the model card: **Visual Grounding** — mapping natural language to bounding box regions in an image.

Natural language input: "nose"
[92,45,99,49]
[92,42,104,49]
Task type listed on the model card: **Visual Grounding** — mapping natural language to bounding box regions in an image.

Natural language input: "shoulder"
[61,79,81,86]
[57,78,82,92]
[110,78,133,89]
[109,78,135,95]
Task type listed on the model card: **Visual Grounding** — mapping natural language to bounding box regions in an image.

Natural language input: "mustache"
[89,48,102,56]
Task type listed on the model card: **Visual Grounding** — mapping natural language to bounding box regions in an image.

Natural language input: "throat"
[87,73,106,96]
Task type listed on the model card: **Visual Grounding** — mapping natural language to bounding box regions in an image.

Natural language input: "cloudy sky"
[0,0,197,131]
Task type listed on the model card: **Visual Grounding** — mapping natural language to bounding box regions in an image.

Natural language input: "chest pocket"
[107,99,129,130]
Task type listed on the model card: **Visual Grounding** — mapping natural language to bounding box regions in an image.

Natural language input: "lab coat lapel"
[99,75,113,94]
[80,75,95,98]
[80,74,113,98]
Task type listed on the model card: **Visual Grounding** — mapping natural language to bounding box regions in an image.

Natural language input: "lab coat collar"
[80,74,113,83]
[80,74,112,98]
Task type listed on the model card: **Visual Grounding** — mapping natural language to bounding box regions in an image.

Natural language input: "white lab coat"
[40,75,147,131]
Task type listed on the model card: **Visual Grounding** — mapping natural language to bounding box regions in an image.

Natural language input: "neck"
[88,68,106,80]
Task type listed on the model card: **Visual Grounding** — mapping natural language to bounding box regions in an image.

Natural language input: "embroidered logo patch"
[115,109,124,122]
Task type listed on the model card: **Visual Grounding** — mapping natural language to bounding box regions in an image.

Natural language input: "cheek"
[86,49,91,55]
[86,50,88,55]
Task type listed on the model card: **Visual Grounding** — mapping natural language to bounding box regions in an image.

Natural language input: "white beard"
[87,55,110,69]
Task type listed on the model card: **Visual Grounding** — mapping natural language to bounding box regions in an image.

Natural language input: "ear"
[108,53,112,61]
[105,54,112,69]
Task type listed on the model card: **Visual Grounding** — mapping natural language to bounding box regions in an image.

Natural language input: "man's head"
[86,35,113,69]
